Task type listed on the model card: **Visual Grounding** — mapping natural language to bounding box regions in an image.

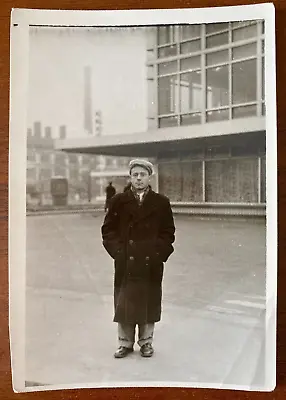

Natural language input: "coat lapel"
[122,188,158,223]
[136,190,158,222]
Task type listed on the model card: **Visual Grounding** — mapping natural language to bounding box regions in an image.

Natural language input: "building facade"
[146,21,266,214]
[57,21,266,216]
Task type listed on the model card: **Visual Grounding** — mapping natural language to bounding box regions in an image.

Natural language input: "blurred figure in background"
[105,181,116,212]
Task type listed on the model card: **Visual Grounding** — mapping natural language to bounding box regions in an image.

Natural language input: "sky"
[28,26,153,139]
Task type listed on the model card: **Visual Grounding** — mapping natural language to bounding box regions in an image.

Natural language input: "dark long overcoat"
[101,188,175,324]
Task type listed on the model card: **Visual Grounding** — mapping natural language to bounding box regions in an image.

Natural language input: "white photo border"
[9,3,277,393]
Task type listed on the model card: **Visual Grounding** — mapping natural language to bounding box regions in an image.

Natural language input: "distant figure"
[105,182,116,212]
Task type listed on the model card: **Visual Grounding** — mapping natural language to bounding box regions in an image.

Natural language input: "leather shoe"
[140,343,154,357]
[114,346,134,359]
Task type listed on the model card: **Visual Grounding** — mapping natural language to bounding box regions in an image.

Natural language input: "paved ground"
[25,213,267,390]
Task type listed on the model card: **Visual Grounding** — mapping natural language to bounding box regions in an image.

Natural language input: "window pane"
[27,168,36,180]
[69,154,79,164]
[158,26,176,45]
[41,153,50,163]
[232,59,257,104]
[40,168,51,180]
[180,40,201,55]
[206,23,229,34]
[27,149,36,162]
[262,39,265,54]
[54,166,66,177]
[180,56,201,71]
[158,162,182,201]
[206,109,229,122]
[181,161,203,201]
[70,169,79,181]
[158,116,178,128]
[180,71,202,113]
[55,153,66,164]
[206,65,229,108]
[181,113,201,125]
[158,61,177,75]
[205,158,258,203]
[206,50,228,66]
[232,43,257,60]
[262,20,265,34]
[206,32,229,48]
[232,105,257,118]
[158,45,177,58]
[158,76,179,114]
[180,25,201,40]
[232,21,256,28]
[232,25,257,42]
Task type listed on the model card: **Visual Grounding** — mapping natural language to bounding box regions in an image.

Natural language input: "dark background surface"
[0,0,283,398]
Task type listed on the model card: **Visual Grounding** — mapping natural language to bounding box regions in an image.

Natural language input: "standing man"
[101,159,175,358]
[104,181,116,212]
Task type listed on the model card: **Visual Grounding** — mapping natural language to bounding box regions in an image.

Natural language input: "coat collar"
[121,187,158,222]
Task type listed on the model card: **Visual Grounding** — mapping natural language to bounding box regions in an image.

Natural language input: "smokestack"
[84,66,93,135]
[45,126,52,139]
[59,125,67,140]
[34,121,41,138]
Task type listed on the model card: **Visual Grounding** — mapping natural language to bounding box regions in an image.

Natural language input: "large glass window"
[232,59,257,104]
[206,65,229,108]
[158,162,182,201]
[205,158,258,203]
[181,161,203,201]
[180,71,202,113]
[158,76,179,114]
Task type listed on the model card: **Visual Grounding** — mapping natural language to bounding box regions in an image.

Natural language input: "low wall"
[171,202,266,218]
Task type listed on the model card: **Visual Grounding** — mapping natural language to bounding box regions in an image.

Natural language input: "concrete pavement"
[25,213,266,390]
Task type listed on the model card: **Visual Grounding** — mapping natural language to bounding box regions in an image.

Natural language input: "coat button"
[129,240,134,245]
[129,256,134,261]
[145,256,150,261]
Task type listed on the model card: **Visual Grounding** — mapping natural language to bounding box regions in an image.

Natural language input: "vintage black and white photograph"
[9,4,277,393]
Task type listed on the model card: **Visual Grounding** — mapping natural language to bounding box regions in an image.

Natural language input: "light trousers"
[118,323,155,348]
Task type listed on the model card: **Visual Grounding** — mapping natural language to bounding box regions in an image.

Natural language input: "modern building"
[56,21,266,216]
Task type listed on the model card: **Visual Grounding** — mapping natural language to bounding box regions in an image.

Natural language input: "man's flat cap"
[129,159,154,176]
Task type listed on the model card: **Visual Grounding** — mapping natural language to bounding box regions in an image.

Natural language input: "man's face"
[130,166,150,191]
